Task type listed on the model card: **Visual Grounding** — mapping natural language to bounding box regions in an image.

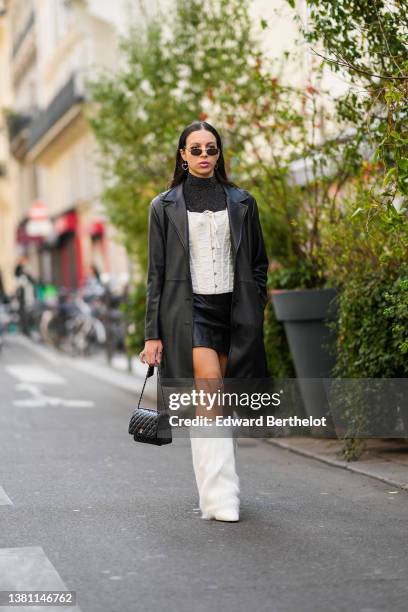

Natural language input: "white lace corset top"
[187,209,234,294]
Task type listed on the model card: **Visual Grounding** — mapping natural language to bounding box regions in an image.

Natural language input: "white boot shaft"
[190,425,240,521]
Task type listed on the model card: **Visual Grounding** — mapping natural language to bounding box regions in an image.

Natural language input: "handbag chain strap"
[137,363,168,414]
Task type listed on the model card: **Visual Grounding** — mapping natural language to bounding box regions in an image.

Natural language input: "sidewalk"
[265,436,408,491]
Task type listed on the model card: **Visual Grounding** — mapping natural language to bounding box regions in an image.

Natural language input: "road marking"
[0,486,13,506]
[7,335,158,400]
[0,546,81,611]
[13,384,94,408]
[5,366,66,386]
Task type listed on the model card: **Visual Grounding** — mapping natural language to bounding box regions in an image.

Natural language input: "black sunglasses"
[186,146,219,156]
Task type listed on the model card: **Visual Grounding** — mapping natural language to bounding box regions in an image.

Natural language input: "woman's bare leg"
[192,348,230,419]
[192,347,225,420]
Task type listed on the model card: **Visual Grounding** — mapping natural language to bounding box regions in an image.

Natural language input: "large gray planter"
[271,288,339,437]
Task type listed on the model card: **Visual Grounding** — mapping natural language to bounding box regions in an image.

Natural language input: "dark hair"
[168,121,239,189]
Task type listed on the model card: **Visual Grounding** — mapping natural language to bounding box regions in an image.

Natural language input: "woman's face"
[180,129,220,178]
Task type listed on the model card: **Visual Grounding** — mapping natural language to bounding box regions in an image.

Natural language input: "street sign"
[26,200,52,237]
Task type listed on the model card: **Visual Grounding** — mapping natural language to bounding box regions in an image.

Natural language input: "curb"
[264,438,408,492]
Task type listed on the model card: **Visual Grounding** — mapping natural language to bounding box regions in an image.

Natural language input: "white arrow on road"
[0,486,13,506]
[5,365,67,385]
[13,383,95,408]
[0,546,82,611]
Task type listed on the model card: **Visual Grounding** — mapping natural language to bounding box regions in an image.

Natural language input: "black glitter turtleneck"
[182,171,227,212]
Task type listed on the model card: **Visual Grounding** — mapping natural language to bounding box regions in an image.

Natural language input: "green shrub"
[120,281,147,358]
[264,298,296,380]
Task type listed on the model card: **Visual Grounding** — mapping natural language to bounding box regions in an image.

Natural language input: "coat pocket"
[239,280,265,327]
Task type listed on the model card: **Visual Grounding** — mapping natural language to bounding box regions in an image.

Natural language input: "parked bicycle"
[39,288,106,356]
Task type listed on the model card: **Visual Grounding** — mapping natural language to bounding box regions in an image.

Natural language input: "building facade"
[0,1,18,295]
[3,0,130,292]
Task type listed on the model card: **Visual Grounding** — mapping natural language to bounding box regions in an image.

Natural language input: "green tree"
[287,0,408,241]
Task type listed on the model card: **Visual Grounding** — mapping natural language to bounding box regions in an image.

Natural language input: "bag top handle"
[137,364,167,413]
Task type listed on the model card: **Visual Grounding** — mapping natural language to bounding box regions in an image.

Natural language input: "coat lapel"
[161,181,248,256]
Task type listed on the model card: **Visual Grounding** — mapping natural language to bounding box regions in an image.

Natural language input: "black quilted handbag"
[128,364,172,445]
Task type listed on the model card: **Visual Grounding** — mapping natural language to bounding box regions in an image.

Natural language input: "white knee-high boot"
[190,425,240,522]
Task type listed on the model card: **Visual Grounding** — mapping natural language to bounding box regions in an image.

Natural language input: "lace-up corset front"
[187,208,234,293]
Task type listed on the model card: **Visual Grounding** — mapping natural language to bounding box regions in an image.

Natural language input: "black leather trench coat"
[144,181,270,383]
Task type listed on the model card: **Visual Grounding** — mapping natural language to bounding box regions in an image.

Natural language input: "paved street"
[1,335,407,612]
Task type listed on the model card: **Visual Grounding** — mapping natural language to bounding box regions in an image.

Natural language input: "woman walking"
[139,120,269,522]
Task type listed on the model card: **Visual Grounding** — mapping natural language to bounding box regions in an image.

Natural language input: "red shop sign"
[54,211,77,235]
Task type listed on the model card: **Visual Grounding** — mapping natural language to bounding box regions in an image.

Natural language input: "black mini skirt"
[192,291,233,354]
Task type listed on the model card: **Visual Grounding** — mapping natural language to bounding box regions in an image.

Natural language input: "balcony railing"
[28,72,85,151]
[6,112,31,142]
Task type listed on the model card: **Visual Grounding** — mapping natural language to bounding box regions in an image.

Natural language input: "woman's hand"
[139,339,163,366]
